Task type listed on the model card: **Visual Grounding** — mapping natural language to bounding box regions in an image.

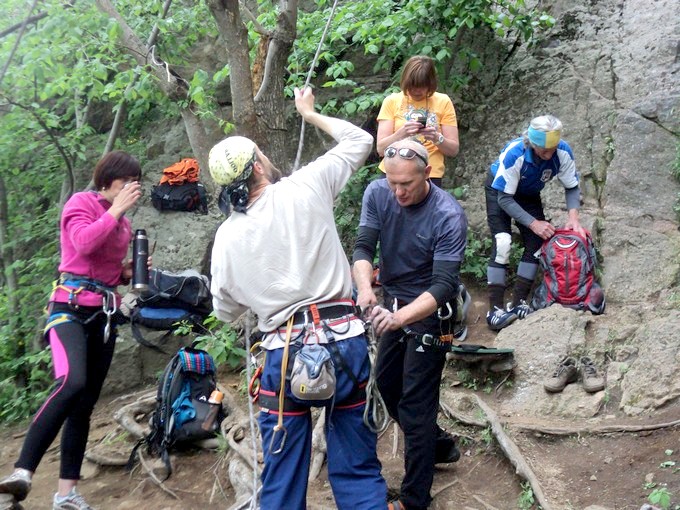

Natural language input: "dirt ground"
[1,285,679,509]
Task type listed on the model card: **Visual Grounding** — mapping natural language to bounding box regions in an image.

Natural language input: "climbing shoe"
[506,300,533,319]
[580,357,605,393]
[543,357,578,392]
[0,470,31,502]
[486,307,518,331]
[53,488,94,510]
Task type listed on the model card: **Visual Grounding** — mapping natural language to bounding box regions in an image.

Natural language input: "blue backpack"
[127,346,224,479]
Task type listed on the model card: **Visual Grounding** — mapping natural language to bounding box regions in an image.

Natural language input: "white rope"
[363,322,389,434]
[292,0,340,172]
[244,311,260,509]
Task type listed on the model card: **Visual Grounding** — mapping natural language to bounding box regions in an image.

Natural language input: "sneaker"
[486,307,518,331]
[506,300,533,319]
[435,433,461,464]
[0,470,31,502]
[53,488,94,510]
[387,500,407,510]
[580,357,605,393]
[543,357,578,392]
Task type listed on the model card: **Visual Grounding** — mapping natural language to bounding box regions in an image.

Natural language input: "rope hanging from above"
[292,0,340,172]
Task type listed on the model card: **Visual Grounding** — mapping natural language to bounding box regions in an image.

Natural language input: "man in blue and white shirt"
[485,115,586,330]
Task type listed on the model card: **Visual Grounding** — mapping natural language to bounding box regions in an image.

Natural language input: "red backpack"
[531,229,605,314]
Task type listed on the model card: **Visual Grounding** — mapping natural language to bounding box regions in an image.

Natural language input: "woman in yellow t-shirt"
[376,55,459,188]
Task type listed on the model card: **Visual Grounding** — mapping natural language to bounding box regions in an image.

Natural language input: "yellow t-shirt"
[377,91,457,178]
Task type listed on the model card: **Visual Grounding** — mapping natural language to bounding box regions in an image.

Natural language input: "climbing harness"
[292,0,341,172]
[47,274,120,342]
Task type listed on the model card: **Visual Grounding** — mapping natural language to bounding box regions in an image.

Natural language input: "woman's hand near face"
[109,181,142,219]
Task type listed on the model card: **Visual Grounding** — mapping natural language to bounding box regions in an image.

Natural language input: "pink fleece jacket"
[50,191,132,307]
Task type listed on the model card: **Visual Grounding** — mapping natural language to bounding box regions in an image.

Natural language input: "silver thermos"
[132,229,149,292]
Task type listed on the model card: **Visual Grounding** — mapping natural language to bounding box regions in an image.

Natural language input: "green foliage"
[334,165,382,256]
[287,0,555,115]
[181,315,247,370]
[518,481,536,509]
[0,349,53,424]
[461,229,493,281]
[648,487,672,509]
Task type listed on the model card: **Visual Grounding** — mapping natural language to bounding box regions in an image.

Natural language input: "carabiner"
[248,365,263,402]
[437,302,453,320]
[269,424,287,455]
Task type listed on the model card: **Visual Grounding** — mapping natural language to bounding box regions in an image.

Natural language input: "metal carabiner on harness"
[268,423,288,455]
[437,301,453,320]
[102,290,117,342]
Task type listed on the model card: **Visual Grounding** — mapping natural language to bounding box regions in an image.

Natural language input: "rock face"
[106,0,680,419]
[454,0,680,417]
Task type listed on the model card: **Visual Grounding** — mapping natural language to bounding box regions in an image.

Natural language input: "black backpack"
[127,346,225,479]
[151,181,208,214]
[130,269,213,350]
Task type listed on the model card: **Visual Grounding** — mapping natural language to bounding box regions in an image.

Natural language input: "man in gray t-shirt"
[353,139,467,510]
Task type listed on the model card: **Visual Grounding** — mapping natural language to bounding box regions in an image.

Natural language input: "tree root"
[440,395,680,436]
[309,412,326,481]
[136,450,179,500]
[473,395,553,510]
[114,394,156,440]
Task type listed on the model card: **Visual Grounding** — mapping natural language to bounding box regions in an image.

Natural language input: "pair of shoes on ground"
[543,356,605,393]
[486,300,533,331]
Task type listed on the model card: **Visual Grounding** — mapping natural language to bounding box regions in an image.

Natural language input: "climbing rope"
[292,0,341,172]
[243,311,260,510]
[363,320,390,434]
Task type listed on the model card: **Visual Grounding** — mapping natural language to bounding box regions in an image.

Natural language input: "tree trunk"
[0,175,20,348]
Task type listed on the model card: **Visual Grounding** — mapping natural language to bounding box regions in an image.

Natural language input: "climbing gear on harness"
[363,319,389,434]
[406,330,455,350]
[269,317,294,455]
[290,341,336,400]
[53,274,120,342]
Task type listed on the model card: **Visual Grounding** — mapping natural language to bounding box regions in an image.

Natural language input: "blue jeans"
[258,334,387,510]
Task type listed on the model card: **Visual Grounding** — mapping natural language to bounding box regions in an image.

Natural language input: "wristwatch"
[434,133,445,145]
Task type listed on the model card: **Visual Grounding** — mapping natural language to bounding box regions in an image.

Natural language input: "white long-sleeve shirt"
[210,118,372,336]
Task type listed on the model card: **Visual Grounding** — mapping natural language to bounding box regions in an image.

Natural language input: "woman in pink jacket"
[0,151,143,510]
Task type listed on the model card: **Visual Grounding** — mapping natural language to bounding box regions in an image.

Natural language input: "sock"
[512,276,534,306]
[488,284,505,311]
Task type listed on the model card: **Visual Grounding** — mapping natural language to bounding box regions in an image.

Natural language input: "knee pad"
[494,232,512,265]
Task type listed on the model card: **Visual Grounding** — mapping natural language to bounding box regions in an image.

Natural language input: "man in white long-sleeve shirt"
[209,87,387,510]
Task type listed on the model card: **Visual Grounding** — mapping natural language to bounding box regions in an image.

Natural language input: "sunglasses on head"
[384,146,428,166]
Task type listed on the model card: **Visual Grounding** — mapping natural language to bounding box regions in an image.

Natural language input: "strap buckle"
[421,333,434,346]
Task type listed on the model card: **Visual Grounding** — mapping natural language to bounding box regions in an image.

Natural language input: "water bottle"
[201,390,224,431]
[132,229,149,292]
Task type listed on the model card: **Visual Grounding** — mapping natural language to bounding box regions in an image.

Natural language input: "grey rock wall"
[461,0,680,417]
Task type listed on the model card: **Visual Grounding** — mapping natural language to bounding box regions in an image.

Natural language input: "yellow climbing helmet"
[208,136,256,186]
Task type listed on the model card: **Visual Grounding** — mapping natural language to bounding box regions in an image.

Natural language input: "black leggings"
[15,303,116,479]
[485,185,545,267]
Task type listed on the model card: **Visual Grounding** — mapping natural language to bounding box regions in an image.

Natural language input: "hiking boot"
[0,469,31,502]
[506,300,533,319]
[580,357,605,393]
[486,307,518,331]
[543,357,578,392]
[435,433,461,464]
[53,488,94,510]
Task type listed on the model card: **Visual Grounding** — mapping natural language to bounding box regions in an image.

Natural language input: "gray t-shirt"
[359,179,467,303]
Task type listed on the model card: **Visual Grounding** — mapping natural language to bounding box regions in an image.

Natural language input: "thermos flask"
[132,229,149,292]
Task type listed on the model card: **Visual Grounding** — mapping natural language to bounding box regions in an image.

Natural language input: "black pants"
[16,304,116,479]
[485,185,545,267]
[375,329,447,510]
